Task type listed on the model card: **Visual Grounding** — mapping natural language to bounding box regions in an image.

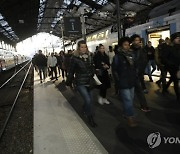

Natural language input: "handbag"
[96,69,103,76]
[82,57,102,88]
[89,75,102,89]
[93,74,102,85]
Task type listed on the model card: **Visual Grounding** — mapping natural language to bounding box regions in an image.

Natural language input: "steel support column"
[61,24,65,52]
[116,0,122,44]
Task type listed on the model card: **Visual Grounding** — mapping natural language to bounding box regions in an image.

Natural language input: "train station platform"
[33,72,107,154]
[33,72,180,154]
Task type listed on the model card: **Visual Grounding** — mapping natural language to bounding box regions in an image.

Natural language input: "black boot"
[156,80,161,88]
[87,116,97,128]
[149,76,153,82]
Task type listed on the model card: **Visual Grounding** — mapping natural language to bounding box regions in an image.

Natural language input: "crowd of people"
[32,49,74,83]
[32,32,180,128]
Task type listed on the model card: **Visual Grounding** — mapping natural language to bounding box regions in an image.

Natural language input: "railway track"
[0,61,30,86]
[0,61,32,140]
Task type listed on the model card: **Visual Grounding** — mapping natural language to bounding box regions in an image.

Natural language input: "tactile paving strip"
[50,89,108,154]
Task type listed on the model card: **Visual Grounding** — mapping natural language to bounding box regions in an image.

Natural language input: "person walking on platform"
[93,44,111,105]
[64,50,73,77]
[59,51,66,80]
[112,37,137,127]
[131,34,148,93]
[35,50,47,83]
[113,45,121,95]
[47,52,58,81]
[155,38,169,93]
[164,33,180,102]
[130,34,150,112]
[66,40,97,127]
[32,53,38,72]
[107,46,115,78]
[145,41,156,82]
[54,52,61,77]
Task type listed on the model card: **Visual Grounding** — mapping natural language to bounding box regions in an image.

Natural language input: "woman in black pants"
[93,44,111,105]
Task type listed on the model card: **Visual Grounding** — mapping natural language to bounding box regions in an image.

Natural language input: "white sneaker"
[103,98,110,105]
[98,96,104,105]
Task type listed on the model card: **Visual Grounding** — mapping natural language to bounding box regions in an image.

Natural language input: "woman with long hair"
[66,40,97,127]
[93,44,111,105]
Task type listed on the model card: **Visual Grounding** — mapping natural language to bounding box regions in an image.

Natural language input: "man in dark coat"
[130,34,150,112]
[144,41,156,82]
[164,32,180,102]
[131,35,148,92]
[64,50,73,77]
[35,50,47,83]
[155,38,170,92]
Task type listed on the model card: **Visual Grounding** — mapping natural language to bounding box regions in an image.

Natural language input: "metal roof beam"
[90,17,115,23]
[0,25,15,40]
[44,7,67,9]
[127,0,151,7]
[78,0,102,9]
[146,0,154,4]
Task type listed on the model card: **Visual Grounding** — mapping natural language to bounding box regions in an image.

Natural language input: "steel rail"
[0,60,31,89]
[0,62,32,140]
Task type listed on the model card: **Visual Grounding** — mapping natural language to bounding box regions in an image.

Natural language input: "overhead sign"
[150,34,161,38]
[64,17,82,37]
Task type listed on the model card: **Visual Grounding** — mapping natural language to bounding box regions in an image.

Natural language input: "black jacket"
[55,55,61,66]
[112,50,137,89]
[164,44,180,70]
[35,54,47,67]
[131,44,148,73]
[93,51,111,88]
[64,54,72,70]
[157,43,171,66]
[66,51,94,86]
[145,45,155,60]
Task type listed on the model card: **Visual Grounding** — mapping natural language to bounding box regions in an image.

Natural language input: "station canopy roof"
[0,0,174,44]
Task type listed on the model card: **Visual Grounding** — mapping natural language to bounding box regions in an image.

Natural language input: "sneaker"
[103,98,110,104]
[141,107,151,112]
[98,96,104,105]
[127,117,137,127]
[40,80,43,83]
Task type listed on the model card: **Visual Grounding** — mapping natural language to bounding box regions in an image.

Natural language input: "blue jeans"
[77,85,92,116]
[119,87,134,117]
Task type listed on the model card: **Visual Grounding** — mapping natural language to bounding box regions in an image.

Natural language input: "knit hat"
[170,32,180,42]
